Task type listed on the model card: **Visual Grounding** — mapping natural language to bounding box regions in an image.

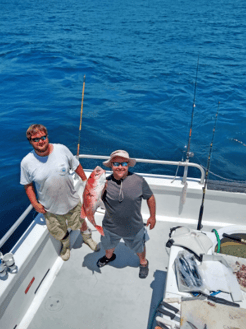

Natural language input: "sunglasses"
[30,135,47,143]
[112,162,128,167]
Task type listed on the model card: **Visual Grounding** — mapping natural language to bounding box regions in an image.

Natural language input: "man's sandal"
[97,254,116,267]
[139,260,149,279]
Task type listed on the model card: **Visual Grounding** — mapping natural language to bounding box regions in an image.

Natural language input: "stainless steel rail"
[0,154,204,250]
[0,204,33,249]
[78,154,205,184]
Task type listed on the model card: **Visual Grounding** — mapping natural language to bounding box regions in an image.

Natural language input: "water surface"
[1,0,246,249]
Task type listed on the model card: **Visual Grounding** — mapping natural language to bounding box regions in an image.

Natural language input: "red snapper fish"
[80,166,106,236]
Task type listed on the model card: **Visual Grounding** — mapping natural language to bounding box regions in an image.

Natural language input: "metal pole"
[0,204,33,249]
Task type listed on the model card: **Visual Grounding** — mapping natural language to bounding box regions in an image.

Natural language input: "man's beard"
[34,143,49,153]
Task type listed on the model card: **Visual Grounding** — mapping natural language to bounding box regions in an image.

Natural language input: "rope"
[212,229,221,253]
[199,164,246,183]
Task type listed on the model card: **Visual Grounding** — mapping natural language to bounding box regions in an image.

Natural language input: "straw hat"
[103,150,136,168]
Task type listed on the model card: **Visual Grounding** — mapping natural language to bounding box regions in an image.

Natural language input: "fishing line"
[196,155,246,183]
[77,75,86,157]
[197,102,220,230]
[171,147,187,183]
[200,165,246,183]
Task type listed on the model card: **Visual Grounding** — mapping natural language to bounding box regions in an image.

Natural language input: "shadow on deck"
[27,220,171,329]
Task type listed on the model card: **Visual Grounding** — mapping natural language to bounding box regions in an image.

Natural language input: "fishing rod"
[222,233,246,244]
[197,102,220,230]
[182,55,199,184]
[77,75,86,157]
[233,138,246,147]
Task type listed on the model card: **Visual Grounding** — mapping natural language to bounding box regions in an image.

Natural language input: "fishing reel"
[186,151,194,158]
[182,145,194,160]
[183,145,194,160]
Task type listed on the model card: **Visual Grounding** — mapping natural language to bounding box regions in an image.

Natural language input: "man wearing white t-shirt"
[20,124,99,261]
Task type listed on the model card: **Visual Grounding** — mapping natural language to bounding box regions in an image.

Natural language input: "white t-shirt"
[20,144,80,215]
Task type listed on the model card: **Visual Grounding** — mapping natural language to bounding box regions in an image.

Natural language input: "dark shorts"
[101,227,149,254]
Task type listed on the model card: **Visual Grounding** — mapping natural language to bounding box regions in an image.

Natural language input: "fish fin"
[95,225,104,236]
[80,204,87,219]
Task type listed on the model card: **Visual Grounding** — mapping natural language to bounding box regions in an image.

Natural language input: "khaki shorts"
[44,202,84,241]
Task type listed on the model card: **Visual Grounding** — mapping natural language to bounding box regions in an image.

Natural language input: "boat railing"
[0,154,204,250]
[78,154,205,184]
[0,204,33,249]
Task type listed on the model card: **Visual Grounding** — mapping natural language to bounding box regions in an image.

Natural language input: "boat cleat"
[2,253,18,274]
[0,259,7,278]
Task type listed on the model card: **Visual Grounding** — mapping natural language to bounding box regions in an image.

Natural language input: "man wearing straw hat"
[20,124,99,261]
[97,150,156,279]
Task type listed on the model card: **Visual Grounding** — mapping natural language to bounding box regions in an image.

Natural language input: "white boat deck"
[24,215,217,329]
[27,217,171,329]
[1,169,246,329]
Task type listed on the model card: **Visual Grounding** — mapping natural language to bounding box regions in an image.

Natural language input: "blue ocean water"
[1,0,246,250]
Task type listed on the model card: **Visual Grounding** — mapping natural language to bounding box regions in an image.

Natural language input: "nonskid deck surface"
[27,220,175,329]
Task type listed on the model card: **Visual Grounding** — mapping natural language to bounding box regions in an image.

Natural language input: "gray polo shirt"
[102,172,153,237]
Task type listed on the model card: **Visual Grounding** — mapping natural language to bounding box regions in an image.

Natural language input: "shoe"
[60,236,70,261]
[97,254,116,267]
[81,228,100,252]
[139,260,149,279]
